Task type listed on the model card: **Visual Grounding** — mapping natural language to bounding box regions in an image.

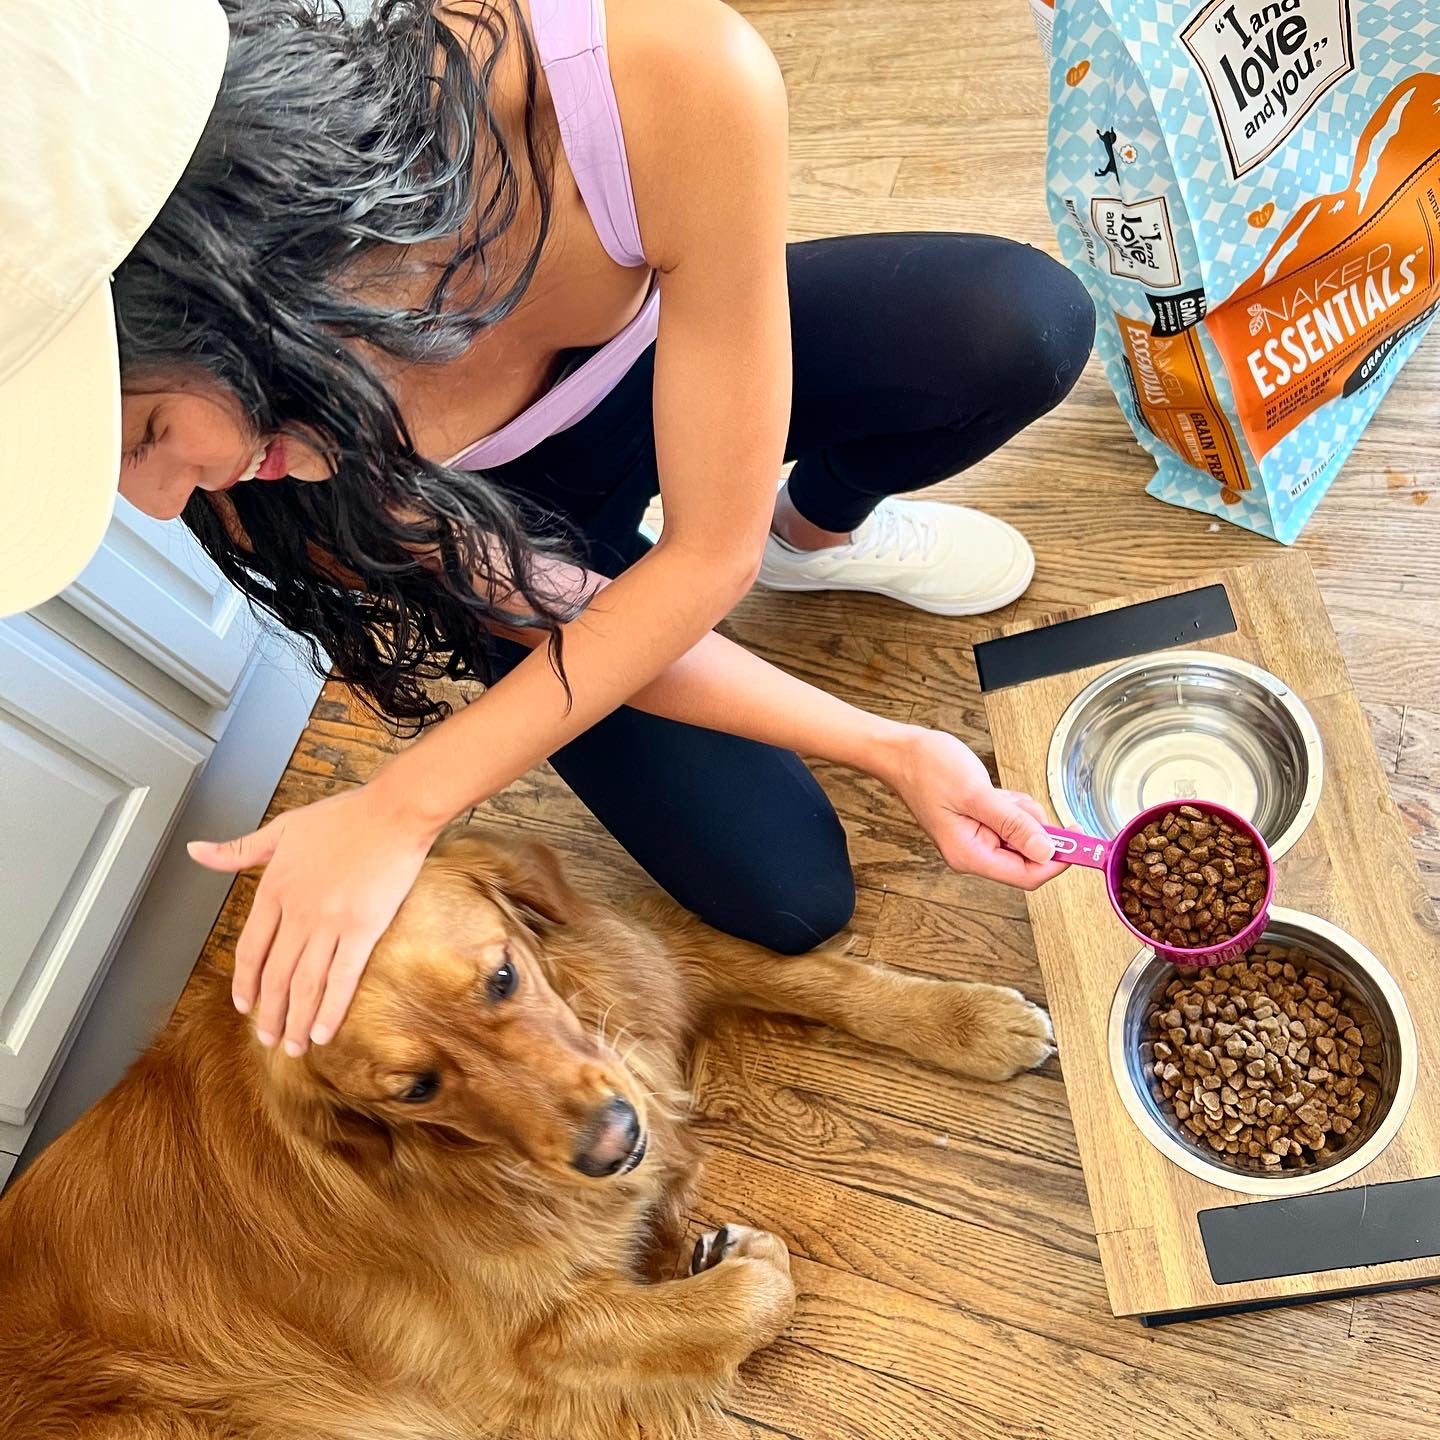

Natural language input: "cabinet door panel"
[62,498,255,707]
[0,618,207,1126]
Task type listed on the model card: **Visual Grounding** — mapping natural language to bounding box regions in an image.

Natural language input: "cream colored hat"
[0,0,229,618]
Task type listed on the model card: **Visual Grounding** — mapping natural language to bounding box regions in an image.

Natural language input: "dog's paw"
[690,1224,791,1278]
[921,983,1056,1082]
[690,1224,735,1276]
[690,1224,795,1351]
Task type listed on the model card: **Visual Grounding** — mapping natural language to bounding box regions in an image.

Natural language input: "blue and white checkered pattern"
[1046,0,1439,543]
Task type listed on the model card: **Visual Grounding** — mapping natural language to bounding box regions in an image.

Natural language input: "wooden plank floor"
[198,1,1440,1433]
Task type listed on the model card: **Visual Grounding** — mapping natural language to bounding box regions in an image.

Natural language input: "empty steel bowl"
[1109,909,1416,1196]
[1048,652,1322,860]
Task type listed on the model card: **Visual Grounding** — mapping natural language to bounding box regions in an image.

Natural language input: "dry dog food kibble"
[1143,945,1383,1171]
[1119,806,1266,950]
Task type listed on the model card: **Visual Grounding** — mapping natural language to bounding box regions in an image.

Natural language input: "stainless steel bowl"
[1109,909,1417,1196]
[1047,652,1322,860]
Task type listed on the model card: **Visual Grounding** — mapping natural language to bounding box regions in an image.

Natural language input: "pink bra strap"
[529,0,646,269]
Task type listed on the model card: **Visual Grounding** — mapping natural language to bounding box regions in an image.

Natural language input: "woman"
[38,0,1095,1057]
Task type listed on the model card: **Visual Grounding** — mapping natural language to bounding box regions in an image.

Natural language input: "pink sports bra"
[445,0,659,472]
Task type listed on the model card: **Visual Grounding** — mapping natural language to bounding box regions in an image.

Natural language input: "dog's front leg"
[526,1225,793,1396]
[692,937,1054,1081]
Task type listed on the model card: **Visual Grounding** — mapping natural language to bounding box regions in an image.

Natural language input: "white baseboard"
[6,634,323,1185]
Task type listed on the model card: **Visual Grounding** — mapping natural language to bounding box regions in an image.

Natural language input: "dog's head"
[261,835,650,1185]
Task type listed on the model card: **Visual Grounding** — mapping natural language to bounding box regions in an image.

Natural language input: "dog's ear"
[436,833,580,928]
[499,840,578,927]
[263,1061,395,1172]
[310,1101,396,1172]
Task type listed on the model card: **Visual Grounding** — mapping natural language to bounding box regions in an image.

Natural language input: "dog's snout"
[572,1096,643,1178]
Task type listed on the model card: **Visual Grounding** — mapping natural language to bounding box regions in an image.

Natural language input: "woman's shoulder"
[603,0,786,265]
[605,0,782,116]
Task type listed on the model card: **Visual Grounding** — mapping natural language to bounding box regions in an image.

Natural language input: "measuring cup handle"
[1043,825,1110,870]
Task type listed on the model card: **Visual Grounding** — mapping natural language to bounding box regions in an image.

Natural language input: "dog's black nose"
[573,1096,642,1178]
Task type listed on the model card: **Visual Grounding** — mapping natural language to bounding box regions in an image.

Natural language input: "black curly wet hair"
[113,0,581,734]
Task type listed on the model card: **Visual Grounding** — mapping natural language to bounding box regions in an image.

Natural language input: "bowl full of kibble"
[1109,909,1417,1195]
[1107,800,1274,965]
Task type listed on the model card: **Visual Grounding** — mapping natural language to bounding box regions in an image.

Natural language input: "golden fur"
[0,834,1053,1439]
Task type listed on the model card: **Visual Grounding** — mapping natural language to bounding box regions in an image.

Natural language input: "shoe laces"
[848,502,937,564]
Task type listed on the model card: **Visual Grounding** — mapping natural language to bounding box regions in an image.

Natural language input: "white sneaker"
[755,496,1035,616]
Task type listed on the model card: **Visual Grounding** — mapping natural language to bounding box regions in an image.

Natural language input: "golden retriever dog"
[0,834,1053,1440]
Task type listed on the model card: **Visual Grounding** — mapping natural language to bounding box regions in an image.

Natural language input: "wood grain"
[182,0,1440,1430]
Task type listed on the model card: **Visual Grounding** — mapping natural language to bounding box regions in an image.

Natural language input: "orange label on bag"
[1207,72,1440,459]
[1116,316,1250,490]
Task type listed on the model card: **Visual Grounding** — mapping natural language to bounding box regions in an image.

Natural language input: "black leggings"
[486,233,1094,953]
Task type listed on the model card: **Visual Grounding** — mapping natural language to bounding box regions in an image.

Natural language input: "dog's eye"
[487,958,518,1002]
[398,1072,440,1105]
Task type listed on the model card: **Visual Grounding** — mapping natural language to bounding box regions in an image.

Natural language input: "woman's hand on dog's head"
[187,781,440,1056]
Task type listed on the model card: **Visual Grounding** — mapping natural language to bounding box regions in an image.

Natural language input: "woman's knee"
[748,864,858,956]
[693,807,857,956]
[982,240,1096,419]
[911,235,1093,425]
[554,716,857,954]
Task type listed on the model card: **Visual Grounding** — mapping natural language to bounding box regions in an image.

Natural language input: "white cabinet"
[62,497,255,709]
[0,616,207,1127]
[0,506,322,1181]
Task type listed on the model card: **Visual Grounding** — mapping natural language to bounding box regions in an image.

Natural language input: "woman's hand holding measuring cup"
[883,728,1067,890]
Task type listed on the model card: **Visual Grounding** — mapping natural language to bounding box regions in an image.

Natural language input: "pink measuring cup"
[1043,800,1276,966]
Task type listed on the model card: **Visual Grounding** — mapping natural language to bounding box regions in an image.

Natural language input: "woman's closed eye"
[122,417,159,468]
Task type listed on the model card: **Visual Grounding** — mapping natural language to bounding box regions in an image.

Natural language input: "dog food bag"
[1040,0,1439,542]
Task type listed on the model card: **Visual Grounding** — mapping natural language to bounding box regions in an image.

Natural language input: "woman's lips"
[255,439,288,481]
[209,440,290,493]
[215,443,271,491]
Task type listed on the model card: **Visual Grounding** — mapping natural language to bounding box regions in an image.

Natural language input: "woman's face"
[118,380,332,521]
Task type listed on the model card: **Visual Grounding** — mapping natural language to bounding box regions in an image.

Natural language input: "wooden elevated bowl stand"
[978,552,1440,1323]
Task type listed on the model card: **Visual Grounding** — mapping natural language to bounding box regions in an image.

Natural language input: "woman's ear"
[435,832,580,928]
